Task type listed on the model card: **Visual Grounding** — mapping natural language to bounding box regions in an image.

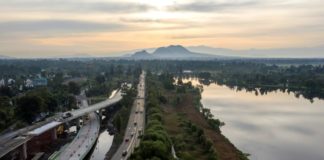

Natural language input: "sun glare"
[141,0,174,9]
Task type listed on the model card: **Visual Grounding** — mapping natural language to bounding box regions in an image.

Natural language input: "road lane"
[112,71,146,160]
[57,95,101,160]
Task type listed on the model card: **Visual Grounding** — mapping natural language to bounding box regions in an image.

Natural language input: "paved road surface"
[112,71,146,160]
[57,113,99,160]
[63,91,122,123]
[57,95,100,160]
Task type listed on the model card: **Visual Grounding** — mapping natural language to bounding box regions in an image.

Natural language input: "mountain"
[153,45,201,58]
[188,45,324,58]
[131,50,153,59]
[128,45,219,60]
[154,45,190,55]
[51,54,93,59]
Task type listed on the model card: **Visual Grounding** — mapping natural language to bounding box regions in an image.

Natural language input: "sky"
[0,0,324,58]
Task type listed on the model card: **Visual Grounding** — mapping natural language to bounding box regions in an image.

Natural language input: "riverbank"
[161,85,249,160]
[130,73,248,160]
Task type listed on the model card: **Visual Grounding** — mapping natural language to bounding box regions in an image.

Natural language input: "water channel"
[185,78,324,160]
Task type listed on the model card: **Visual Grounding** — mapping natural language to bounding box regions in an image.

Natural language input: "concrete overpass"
[56,96,100,160]
[0,90,122,159]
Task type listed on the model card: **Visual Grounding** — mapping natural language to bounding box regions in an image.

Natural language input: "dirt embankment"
[163,93,247,160]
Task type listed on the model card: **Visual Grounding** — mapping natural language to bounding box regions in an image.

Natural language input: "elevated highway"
[57,93,100,160]
[0,90,122,159]
[57,100,100,160]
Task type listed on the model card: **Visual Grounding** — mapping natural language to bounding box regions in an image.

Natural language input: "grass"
[163,105,211,160]
[160,86,249,160]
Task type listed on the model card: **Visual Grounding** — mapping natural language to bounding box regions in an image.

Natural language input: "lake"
[185,78,324,160]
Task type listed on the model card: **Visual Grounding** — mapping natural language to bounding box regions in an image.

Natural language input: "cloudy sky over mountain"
[0,0,324,58]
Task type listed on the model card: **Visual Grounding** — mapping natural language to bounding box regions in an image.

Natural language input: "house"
[0,79,5,86]
[33,77,48,86]
[7,78,15,85]
[183,70,193,74]
[25,79,34,88]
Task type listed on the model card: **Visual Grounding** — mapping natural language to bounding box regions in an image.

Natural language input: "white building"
[183,70,193,74]
[0,79,5,86]
[25,79,34,88]
[7,78,15,85]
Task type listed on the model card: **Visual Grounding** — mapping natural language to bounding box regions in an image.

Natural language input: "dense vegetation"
[0,86,77,131]
[0,59,142,132]
[138,60,324,101]
[131,71,249,160]
[130,72,173,160]
[1,58,323,132]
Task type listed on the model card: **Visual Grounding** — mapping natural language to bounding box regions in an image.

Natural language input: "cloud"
[120,18,163,23]
[0,20,123,33]
[168,0,259,12]
[0,0,154,13]
[171,34,216,39]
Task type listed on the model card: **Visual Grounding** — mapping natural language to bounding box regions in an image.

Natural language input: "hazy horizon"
[1,0,324,58]
[2,44,324,59]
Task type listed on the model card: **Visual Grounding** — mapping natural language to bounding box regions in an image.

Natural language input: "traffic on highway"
[112,71,146,160]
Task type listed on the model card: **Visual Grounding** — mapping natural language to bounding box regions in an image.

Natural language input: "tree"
[177,78,183,85]
[68,82,80,95]
[16,95,44,123]
[0,86,13,97]
[30,88,58,112]
[114,114,122,131]
[67,95,77,110]
[95,75,105,84]
[0,96,12,130]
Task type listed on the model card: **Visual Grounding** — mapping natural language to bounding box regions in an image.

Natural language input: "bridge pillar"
[76,118,81,131]
[51,128,57,140]
[19,142,27,160]
[82,115,87,124]
[98,110,103,120]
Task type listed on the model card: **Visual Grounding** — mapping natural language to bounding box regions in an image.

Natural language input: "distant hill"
[0,55,14,59]
[187,45,324,58]
[131,50,153,59]
[129,45,223,60]
[50,54,93,59]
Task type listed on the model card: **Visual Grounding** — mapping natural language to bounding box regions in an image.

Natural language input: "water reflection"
[89,130,114,160]
[185,78,324,160]
[88,90,117,160]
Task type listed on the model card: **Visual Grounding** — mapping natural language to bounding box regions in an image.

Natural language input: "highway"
[0,90,122,159]
[57,97,100,160]
[112,71,146,160]
[58,94,100,160]
[62,91,121,123]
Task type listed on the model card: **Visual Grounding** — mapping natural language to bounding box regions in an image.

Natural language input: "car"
[134,122,137,126]
[135,111,138,114]
[62,112,73,119]
[131,132,135,137]
[122,150,127,157]
[125,138,129,142]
